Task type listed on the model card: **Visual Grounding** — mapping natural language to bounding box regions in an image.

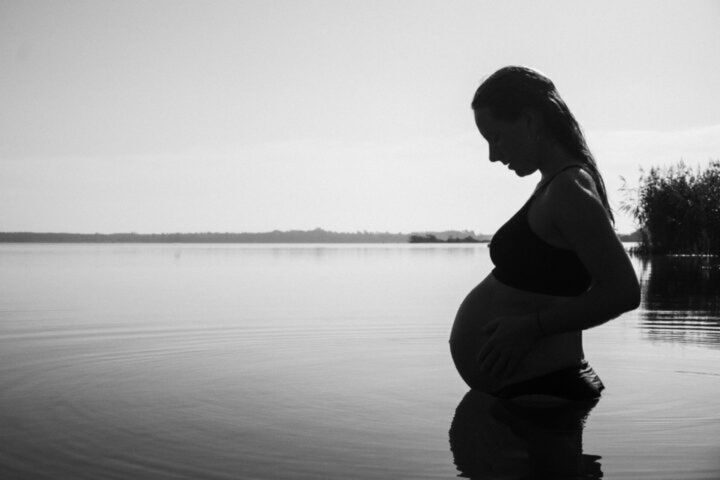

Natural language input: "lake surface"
[1,244,719,479]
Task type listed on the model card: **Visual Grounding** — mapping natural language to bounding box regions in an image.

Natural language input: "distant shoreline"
[0,229,484,244]
[0,228,640,243]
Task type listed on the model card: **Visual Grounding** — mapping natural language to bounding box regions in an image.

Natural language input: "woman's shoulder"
[544,165,602,208]
[539,165,610,232]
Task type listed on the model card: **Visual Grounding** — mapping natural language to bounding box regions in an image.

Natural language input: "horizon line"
[0,227,639,236]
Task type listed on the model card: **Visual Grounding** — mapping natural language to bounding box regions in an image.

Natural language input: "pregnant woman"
[450,66,640,400]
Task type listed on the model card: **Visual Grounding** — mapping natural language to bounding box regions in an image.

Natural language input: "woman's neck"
[537,142,583,183]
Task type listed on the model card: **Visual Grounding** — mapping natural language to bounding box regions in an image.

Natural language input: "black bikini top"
[489,165,592,296]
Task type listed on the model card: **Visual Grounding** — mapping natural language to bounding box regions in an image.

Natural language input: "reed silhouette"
[622,160,720,254]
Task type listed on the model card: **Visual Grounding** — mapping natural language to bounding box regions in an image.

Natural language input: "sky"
[1,0,719,235]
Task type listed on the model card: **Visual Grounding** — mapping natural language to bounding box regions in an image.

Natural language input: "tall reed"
[621,160,720,255]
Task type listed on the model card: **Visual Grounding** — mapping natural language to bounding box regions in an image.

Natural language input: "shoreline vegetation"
[0,229,486,244]
[0,228,641,244]
[621,160,720,256]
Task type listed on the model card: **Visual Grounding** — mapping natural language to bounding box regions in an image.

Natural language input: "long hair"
[471,66,614,224]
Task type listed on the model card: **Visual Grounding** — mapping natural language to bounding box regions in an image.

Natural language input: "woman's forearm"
[536,281,640,336]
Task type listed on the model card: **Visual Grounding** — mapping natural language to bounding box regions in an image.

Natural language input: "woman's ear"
[521,108,543,137]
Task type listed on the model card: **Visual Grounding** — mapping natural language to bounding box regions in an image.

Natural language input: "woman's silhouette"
[450,66,640,400]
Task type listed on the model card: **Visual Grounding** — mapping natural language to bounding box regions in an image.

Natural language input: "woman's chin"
[513,167,535,177]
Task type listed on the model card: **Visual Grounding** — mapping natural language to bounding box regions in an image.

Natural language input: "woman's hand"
[476,314,543,380]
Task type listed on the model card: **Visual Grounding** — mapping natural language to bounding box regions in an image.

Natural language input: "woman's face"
[474,108,538,177]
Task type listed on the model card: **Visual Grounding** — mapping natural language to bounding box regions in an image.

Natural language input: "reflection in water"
[449,391,601,479]
[637,255,720,348]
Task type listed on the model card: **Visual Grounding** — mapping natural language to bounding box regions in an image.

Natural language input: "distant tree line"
[622,160,720,255]
[0,228,493,244]
[0,227,638,246]
[0,229,407,243]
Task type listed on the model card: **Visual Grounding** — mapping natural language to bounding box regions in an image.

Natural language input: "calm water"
[1,244,719,479]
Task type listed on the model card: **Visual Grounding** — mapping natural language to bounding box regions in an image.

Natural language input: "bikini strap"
[532,164,586,197]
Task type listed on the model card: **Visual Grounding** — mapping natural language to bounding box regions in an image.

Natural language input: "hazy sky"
[1,0,719,234]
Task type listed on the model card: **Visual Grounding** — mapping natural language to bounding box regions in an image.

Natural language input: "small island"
[409,234,483,243]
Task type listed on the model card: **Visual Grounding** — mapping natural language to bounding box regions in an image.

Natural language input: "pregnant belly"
[450,274,583,392]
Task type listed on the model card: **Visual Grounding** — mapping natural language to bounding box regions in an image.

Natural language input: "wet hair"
[471,66,614,223]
